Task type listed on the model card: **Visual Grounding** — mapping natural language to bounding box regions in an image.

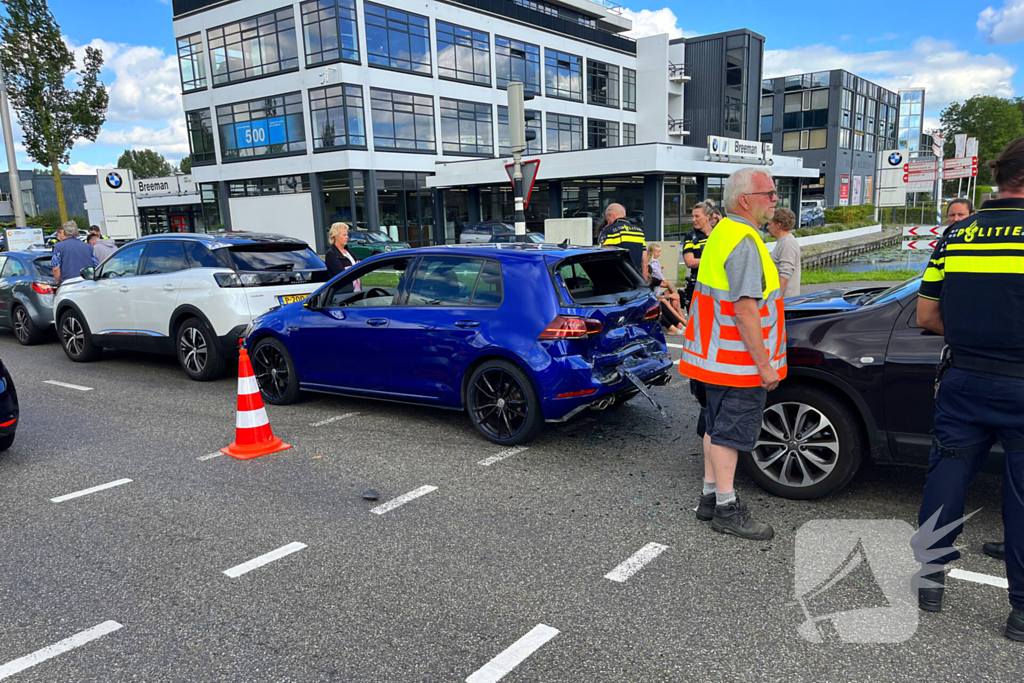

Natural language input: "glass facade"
[437,21,490,86]
[364,4,431,75]
[186,109,216,166]
[544,49,583,101]
[663,176,702,241]
[587,59,619,108]
[309,84,367,150]
[498,106,541,156]
[228,175,311,196]
[376,172,434,246]
[440,98,493,156]
[370,88,435,152]
[200,183,223,231]
[495,36,540,92]
[177,33,207,92]
[216,92,307,161]
[623,122,636,146]
[208,7,299,86]
[587,119,618,148]
[724,34,749,138]
[622,67,636,112]
[546,113,583,151]
[322,170,368,234]
[301,0,359,66]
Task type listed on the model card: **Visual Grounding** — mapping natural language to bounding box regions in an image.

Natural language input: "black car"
[742,276,947,499]
[0,358,18,451]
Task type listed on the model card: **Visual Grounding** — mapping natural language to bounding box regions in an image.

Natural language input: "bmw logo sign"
[888,152,903,166]
[712,139,719,152]
[105,171,123,189]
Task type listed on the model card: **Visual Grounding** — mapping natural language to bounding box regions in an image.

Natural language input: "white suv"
[53,233,328,380]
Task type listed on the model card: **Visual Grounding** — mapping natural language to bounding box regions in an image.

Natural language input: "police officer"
[682,200,719,310]
[598,203,648,280]
[913,137,1024,642]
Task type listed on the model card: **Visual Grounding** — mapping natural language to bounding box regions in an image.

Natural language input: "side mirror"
[80,267,95,280]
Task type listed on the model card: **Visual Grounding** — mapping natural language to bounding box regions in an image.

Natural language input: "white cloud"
[619,8,693,39]
[96,117,189,155]
[64,161,111,176]
[764,38,1016,113]
[867,32,899,43]
[978,0,1024,44]
[923,116,941,133]
[66,37,183,124]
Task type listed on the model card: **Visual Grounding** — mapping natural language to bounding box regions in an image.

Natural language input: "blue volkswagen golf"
[242,244,673,445]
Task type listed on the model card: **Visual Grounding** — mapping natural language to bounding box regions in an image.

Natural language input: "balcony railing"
[668,117,690,136]
[668,62,692,83]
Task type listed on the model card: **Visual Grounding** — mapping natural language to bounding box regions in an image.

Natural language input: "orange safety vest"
[678,216,787,387]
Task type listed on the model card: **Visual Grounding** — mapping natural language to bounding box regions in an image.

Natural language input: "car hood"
[784,285,891,319]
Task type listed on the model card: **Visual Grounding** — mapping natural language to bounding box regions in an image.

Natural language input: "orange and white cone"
[221,348,292,460]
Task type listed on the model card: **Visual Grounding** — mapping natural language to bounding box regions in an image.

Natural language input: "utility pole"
[0,61,25,227]
[506,82,536,237]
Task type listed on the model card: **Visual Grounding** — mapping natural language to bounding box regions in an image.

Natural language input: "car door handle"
[162,284,176,291]
[454,320,480,328]
[366,318,388,327]
[118,285,130,292]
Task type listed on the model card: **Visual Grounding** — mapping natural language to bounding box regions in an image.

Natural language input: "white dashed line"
[311,412,358,427]
[950,568,1009,589]
[465,624,560,683]
[0,620,122,680]
[665,343,683,349]
[371,485,438,515]
[223,542,308,578]
[197,452,225,461]
[43,380,93,391]
[50,479,133,503]
[604,542,669,583]
[478,446,528,466]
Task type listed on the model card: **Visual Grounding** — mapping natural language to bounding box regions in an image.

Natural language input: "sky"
[1,0,1022,176]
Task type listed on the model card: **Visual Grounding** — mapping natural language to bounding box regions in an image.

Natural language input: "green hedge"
[823,204,876,224]
[879,206,938,225]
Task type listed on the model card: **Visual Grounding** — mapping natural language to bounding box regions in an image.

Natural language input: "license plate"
[278,294,308,305]
[622,369,666,417]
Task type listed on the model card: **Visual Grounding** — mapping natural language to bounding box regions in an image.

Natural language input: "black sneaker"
[710,496,774,541]
[917,570,945,613]
[1008,607,1024,643]
[695,493,715,521]
[983,542,1006,561]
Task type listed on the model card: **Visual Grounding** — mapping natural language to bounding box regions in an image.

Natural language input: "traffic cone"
[221,348,292,460]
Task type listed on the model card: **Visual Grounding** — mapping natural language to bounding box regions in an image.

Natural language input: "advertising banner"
[4,228,44,250]
[839,175,850,206]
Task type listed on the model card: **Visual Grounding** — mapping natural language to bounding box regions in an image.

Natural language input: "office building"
[896,88,926,155]
[761,70,899,208]
[172,0,815,248]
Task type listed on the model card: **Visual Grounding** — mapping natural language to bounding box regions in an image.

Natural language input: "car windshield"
[362,232,390,243]
[861,275,923,306]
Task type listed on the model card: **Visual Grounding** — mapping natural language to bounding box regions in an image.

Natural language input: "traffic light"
[507,81,536,155]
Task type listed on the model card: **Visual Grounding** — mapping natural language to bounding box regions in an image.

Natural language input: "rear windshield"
[33,257,53,278]
[226,245,329,284]
[553,253,648,305]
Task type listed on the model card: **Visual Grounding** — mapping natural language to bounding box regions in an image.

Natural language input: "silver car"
[0,249,56,345]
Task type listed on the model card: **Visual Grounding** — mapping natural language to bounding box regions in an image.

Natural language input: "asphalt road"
[0,330,1019,682]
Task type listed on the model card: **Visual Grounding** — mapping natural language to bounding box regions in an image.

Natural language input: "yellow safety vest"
[678,217,787,387]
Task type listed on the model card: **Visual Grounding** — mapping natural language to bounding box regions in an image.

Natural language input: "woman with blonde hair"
[325,222,359,278]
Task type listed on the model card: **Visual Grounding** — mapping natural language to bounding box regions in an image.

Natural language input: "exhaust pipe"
[590,396,616,411]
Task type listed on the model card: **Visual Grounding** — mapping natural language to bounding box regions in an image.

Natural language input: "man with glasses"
[678,167,786,541]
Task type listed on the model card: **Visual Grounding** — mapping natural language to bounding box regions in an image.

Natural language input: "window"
[587,119,619,148]
[762,78,774,94]
[783,129,826,151]
[811,89,828,110]
[301,0,359,66]
[811,71,830,88]
[854,131,864,151]
[440,98,492,156]
[784,93,801,113]
[100,243,146,279]
[545,49,582,101]
[808,129,827,149]
[208,7,299,86]
[587,59,619,107]
[365,4,430,75]
[186,109,216,166]
[309,84,366,150]
[761,95,773,116]
[495,36,540,91]
[184,242,223,269]
[228,175,311,197]
[177,33,207,92]
[623,122,636,146]
[370,88,435,152]
[0,257,25,278]
[842,89,852,111]
[841,109,851,128]
[623,68,636,111]
[865,133,874,152]
[546,113,583,151]
[407,257,499,307]
[217,92,307,161]
[327,258,410,305]
[855,94,865,114]
[142,242,188,275]
[498,106,541,156]
[785,75,802,91]
[761,115,772,134]
[437,21,489,85]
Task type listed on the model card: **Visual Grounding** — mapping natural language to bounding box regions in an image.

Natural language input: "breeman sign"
[706,135,773,163]
[135,175,195,199]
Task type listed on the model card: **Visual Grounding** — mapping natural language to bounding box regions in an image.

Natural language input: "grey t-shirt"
[723,236,765,303]
[771,233,801,297]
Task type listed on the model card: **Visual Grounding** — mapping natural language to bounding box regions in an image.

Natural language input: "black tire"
[12,305,42,345]
[58,309,101,362]
[250,337,301,405]
[0,433,14,451]
[740,384,864,500]
[466,358,543,445]
[176,317,226,381]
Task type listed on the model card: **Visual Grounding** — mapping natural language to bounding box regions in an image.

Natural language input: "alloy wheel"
[470,368,528,441]
[13,308,29,343]
[252,344,289,401]
[180,326,208,375]
[61,315,84,357]
[752,402,841,488]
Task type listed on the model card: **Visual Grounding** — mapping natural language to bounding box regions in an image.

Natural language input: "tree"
[0,0,108,223]
[116,148,175,179]
[178,154,192,175]
[940,95,1024,187]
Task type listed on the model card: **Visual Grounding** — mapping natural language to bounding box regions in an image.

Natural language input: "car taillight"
[538,315,602,339]
[644,302,660,320]
[32,282,54,294]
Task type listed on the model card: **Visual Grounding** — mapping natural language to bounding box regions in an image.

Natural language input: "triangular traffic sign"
[504,159,541,209]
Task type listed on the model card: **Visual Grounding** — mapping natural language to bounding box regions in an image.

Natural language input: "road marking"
[43,380,93,392]
[465,624,560,683]
[478,446,528,466]
[371,485,438,515]
[949,568,1009,589]
[604,542,669,582]
[50,479,132,503]
[223,542,308,578]
[0,620,122,680]
[197,452,225,461]
[665,343,683,349]
[311,412,358,427]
